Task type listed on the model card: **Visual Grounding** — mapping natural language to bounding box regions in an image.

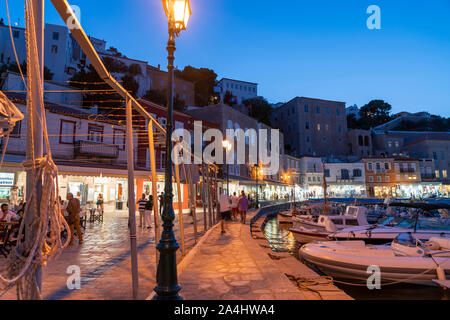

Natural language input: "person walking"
[144,195,154,229]
[158,192,164,216]
[218,191,231,234]
[238,191,249,224]
[137,194,147,228]
[96,193,104,213]
[230,192,239,221]
[66,193,83,245]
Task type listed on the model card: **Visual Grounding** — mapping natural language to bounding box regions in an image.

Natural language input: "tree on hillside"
[223,90,236,106]
[174,66,217,107]
[69,63,123,112]
[394,116,450,132]
[347,113,359,129]
[0,62,54,81]
[102,57,128,74]
[121,74,139,97]
[143,88,186,112]
[347,100,394,130]
[243,96,272,126]
[107,47,123,57]
[69,56,143,113]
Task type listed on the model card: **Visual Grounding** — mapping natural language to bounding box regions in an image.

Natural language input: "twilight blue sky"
[2,0,450,116]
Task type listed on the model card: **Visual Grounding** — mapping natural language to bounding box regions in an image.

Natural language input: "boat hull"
[330,230,450,245]
[300,242,450,286]
[290,227,329,243]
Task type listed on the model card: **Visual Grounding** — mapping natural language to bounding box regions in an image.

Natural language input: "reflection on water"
[263,216,449,300]
[263,216,297,254]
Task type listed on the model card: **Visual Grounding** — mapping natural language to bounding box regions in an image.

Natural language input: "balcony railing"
[336,176,356,182]
[400,168,416,173]
[421,174,436,180]
[75,140,119,159]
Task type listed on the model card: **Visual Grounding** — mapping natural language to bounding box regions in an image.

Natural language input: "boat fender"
[424,240,440,251]
[436,266,447,281]
[366,230,372,239]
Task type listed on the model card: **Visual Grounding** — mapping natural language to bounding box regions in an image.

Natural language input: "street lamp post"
[222,140,231,195]
[154,0,191,301]
[255,165,262,208]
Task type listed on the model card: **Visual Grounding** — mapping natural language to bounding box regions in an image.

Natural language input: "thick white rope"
[0,0,70,299]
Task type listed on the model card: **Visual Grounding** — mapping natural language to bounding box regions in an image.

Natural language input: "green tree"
[394,116,450,132]
[69,63,123,112]
[357,100,394,129]
[347,113,359,129]
[121,74,139,97]
[107,47,123,57]
[102,57,128,73]
[175,66,217,107]
[143,88,186,112]
[1,62,54,80]
[223,90,236,106]
[243,97,272,126]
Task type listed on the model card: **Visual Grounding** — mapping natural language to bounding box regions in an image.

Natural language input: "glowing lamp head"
[222,140,232,151]
[162,0,191,33]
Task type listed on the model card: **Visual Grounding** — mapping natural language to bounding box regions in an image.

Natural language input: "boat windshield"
[379,217,395,226]
[395,217,450,230]
[393,233,420,248]
[417,219,450,231]
[396,219,416,229]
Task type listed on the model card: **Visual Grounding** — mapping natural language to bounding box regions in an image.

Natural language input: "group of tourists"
[137,194,154,229]
[219,191,249,234]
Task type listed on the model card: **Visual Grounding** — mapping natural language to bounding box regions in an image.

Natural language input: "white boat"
[330,217,450,244]
[299,233,450,286]
[290,207,370,243]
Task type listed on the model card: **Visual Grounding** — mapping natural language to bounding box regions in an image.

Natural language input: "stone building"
[271,97,348,158]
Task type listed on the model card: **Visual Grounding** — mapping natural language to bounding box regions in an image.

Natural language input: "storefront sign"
[0,173,14,186]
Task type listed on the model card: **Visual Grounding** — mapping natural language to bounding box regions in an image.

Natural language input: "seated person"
[0,204,19,223]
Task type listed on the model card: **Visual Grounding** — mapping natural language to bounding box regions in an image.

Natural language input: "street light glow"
[222,139,232,151]
[162,0,191,33]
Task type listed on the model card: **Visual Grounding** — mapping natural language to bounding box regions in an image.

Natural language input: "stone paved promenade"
[1,209,209,300]
[178,215,307,300]
[2,208,351,300]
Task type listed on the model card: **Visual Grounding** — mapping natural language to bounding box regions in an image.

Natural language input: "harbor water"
[263,216,449,300]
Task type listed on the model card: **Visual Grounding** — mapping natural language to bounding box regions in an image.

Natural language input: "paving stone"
[1,209,207,300]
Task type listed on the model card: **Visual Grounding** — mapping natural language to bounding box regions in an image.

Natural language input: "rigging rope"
[0,0,70,300]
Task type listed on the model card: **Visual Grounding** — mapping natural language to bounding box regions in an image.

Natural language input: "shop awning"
[57,165,162,180]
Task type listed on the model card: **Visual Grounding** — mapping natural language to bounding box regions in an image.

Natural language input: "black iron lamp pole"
[154,0,191,300]
[255,164,259,208]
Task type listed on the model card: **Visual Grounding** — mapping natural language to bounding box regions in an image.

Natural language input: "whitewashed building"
[0,91,144,209]
[217,78,258,105]
[325,162,366,198]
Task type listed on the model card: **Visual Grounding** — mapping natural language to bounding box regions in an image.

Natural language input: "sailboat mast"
[323,162,328,215]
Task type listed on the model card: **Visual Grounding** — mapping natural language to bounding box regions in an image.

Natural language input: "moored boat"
[329,203,450,244]
[299,233,450,286]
